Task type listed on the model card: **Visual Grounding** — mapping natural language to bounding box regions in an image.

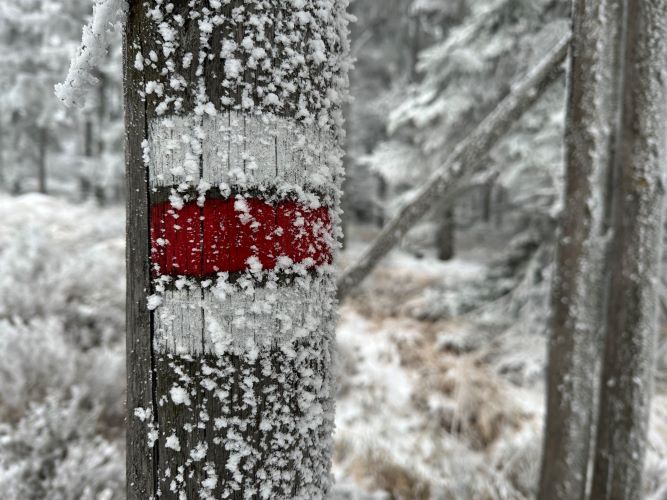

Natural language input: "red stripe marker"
[150,197,332,277]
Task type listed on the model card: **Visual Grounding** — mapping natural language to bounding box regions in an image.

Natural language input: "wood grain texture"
[154,276,333,355]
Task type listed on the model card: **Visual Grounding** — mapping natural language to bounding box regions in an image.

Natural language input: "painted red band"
[150,198,332,277]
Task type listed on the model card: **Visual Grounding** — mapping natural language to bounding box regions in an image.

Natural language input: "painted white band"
[153,273,336,355]
[148,113,337,195]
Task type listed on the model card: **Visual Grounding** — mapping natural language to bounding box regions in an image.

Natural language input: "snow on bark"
[590,1,667,499]
[125,1,349,499]
[154,273,334,355]
[538,2,625,499]
[55,0,128,107]
[147,113,337,197]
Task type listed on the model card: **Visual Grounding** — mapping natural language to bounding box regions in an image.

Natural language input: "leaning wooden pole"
[590,1,667,498]
[125,2,349,499]
[336,34,570,301]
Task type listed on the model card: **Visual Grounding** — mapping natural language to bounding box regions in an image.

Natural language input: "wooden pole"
[125,2,349,498]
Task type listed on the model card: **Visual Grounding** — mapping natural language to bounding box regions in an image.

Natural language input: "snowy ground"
[2,193,667,499]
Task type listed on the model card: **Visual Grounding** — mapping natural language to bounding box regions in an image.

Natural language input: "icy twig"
[54,0,128,108]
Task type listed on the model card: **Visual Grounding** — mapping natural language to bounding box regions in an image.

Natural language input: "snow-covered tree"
[538,0,625,497]
[121,1,350,498]
[342,0,427,230]
[0,0,124,198]
[0,0,77,192]
[590,1,667,498]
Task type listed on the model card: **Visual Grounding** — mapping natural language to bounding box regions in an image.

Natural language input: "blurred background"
[1,0,667,498]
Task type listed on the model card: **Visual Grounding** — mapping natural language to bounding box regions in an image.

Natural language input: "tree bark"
[125,2,348,499]
[435,204,455,261]
[124,4,155,499]
[97,69,107,155]
[337,34,570,301]
[590,1,667,498]
[538,2,626,499]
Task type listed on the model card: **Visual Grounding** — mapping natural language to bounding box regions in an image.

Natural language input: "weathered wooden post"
[125,2,349,498]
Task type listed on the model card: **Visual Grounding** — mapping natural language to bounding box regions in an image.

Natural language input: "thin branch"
[55,0,127,108]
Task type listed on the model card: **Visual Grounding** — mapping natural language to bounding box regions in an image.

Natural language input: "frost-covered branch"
[54,0,128,108]
[337,34,571,301]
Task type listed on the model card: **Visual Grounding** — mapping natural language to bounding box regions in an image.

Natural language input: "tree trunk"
[94,185,106,206]
[376,173,387,228]
[340,173,350,250]
[494,185,505,227]
[337,34,570,301]
[125,2,349,499]
[97,69,107,155]
[95,69,108,206]
[590,1,667,498]
[481,181,492,223]
[80,119,94,200]
[0,118,5,186]
[84,118,94,157]
[435,203,454,261]
[408,11,421,82]
[340,98,352,250]
[538,2,625,499]
[37,127,47,194]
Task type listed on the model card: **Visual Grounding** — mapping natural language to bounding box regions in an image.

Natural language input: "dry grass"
[347,270,442,320]
[335,300,537,498]
[344,445,431,500]
[410,349,528,450]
